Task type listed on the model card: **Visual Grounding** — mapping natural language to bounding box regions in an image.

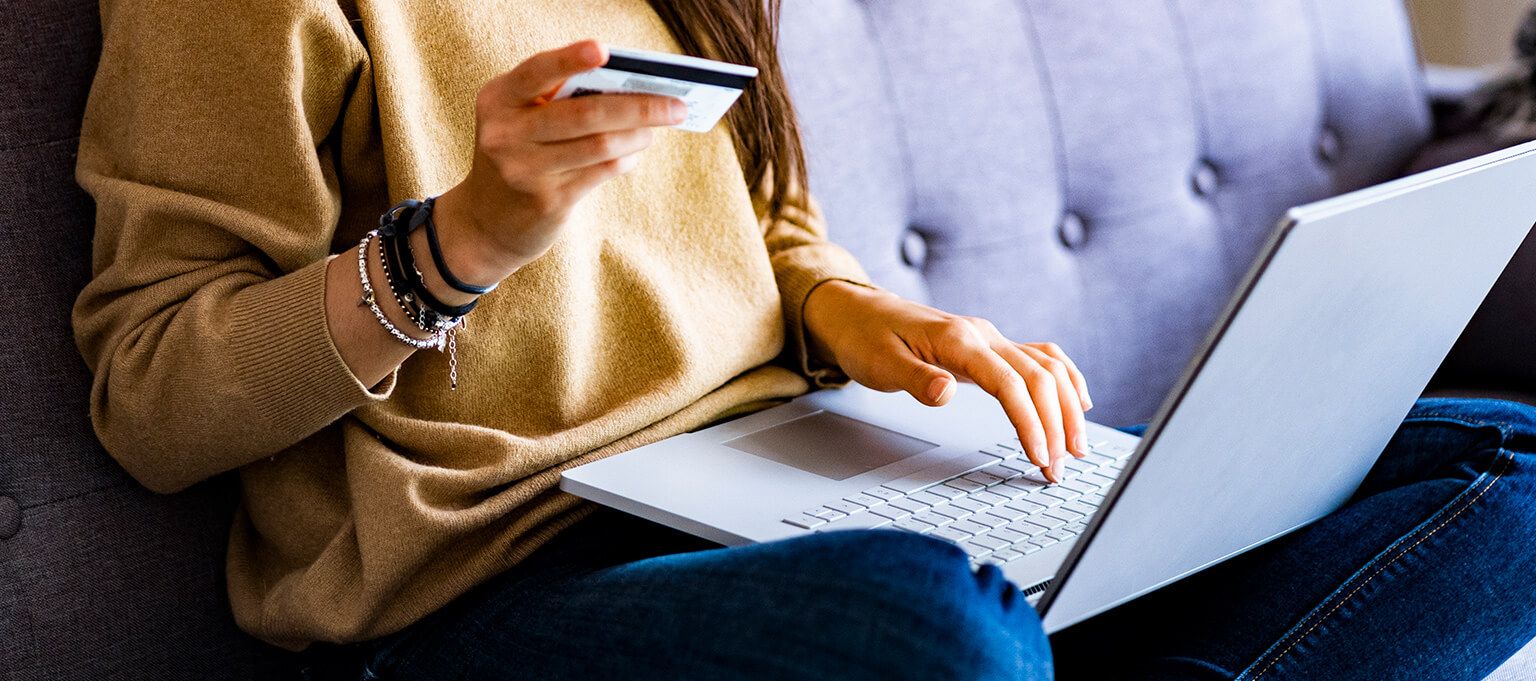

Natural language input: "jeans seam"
[1238,448,1515,680]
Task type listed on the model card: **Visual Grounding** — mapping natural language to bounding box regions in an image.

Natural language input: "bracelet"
[356,231,464,389]
[379,227,463,334]
[419,197,498,296]
[356,231,445,351]
[380,208,478,319]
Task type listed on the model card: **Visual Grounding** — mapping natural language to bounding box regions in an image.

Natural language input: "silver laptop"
[563,140,1536,633]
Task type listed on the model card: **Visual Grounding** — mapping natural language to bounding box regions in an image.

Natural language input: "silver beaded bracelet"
[356,230,464,388]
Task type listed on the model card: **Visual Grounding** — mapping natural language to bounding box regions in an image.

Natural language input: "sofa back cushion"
[780,0,1432,425]
[1,0,283,677]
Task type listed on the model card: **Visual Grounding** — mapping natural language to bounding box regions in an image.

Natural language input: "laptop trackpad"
[723,411,939,480]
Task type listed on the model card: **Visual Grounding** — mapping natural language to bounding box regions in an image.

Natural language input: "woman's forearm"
[323,238,420,389]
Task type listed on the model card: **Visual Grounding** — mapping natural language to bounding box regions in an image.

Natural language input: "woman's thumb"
[901,359,956,407]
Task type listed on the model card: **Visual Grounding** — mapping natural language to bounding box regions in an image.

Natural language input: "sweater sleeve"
[761,191,875,388]
[72,0,385,493]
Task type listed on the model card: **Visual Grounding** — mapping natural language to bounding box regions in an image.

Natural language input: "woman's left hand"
[803,281,1094,483]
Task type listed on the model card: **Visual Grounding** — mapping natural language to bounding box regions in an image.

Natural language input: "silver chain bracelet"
[355,230,464,389]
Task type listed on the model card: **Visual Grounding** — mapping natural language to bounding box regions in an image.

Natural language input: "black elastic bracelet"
[381,206,477,319]
[419,197,497,295]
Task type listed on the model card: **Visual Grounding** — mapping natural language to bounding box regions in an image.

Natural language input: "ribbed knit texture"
[72,0,868,648]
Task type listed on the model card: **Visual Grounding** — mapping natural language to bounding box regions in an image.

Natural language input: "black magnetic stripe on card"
[603,55,756,90]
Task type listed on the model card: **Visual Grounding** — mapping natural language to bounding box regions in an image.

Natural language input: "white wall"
[1409,0,1530,66]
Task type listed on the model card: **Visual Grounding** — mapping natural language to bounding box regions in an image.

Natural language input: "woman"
[73,0,1536,678]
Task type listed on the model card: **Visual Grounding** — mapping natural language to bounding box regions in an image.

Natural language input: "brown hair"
[646,0,806,224]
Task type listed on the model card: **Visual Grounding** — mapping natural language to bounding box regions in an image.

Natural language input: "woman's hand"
[803,281,1094,483]
[431,40,687,288]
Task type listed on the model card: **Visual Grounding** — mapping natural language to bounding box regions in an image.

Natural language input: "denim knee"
[757,529,1053,680]
[1408,397,1536,444]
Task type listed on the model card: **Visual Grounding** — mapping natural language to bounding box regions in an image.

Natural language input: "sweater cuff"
[775,244,875,388]
[229,257,395,440]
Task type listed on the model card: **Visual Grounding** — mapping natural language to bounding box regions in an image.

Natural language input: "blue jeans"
[354,398,1536,680]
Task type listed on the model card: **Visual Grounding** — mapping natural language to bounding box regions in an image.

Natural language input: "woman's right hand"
[431,40,687,288]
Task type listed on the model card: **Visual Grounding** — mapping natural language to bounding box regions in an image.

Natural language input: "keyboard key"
[1065,521,1089,534]
[913,510,954,527]
[865,486,903,501]
[1004,497,1050,514]
[1019,542,1044,555]
[1059,479,1098,494]
[821,511,892,532]
[1006,520,1050,537]
[888,498,929,514]
[998,458,1039,474]
[929,504,971,521]
[982,464,1023,482]
[869,506,910,521]
[1030,515,1066,530]
[1083,452,1116,466]
[949,519,992,536]
[844,493,887,509]
[1020,493,1063,509]
[969,534,1009,550]
[993,548,1025,562]
[990,483,1030,500]
[989,527,1028,544]
[1063,501,1098,517]
[1001,479,1049,496]
[824,500,864,515]
[1028,536,1058,550]
[1043,508,1083,523]
[1063,458,1096,474]
[806,507,847,521]
[1046,528,1078,542]
[970,490,1011,507]
[927,485,966,500]
[944,478,986,494]
[1040,488,1080,502]
[969,514,1008,529]
[962,542,993,559]
[986,505,1027,522]
[950,498,989,513]
[963,471,1004,487]
[1084,493,1108,506]
[931,527,972,544]
[894,517,936,534]
[883,451,997,493]
[781,514,826,530]
[909,490,950,506]
[1082,473,1119,488]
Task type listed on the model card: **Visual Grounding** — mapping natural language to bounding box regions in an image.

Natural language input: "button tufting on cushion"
[1318,127,1343,164]
[1192,162,1220,197]
[0,496,20,539]
[1058,214,1088,250]
[899,229,928,269]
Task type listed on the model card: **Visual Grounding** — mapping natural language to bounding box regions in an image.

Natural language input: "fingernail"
[1083,394,1095,411]
[927,376,951,404]
[1075,434,1088,458]
[1051,458,1065,482]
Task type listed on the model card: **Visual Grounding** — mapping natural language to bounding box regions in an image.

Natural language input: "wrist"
[432,187,528,290]
[803,280,881,365]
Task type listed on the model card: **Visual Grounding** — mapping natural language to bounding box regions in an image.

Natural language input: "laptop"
[562,140,1536,633]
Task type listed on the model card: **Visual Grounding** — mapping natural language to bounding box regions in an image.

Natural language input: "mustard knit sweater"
[73,0,868,649]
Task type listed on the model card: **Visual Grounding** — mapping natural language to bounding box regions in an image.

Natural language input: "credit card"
[552,46,759,133]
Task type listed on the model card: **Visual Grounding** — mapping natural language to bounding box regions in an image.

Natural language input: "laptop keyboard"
[781,438,1135,567]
